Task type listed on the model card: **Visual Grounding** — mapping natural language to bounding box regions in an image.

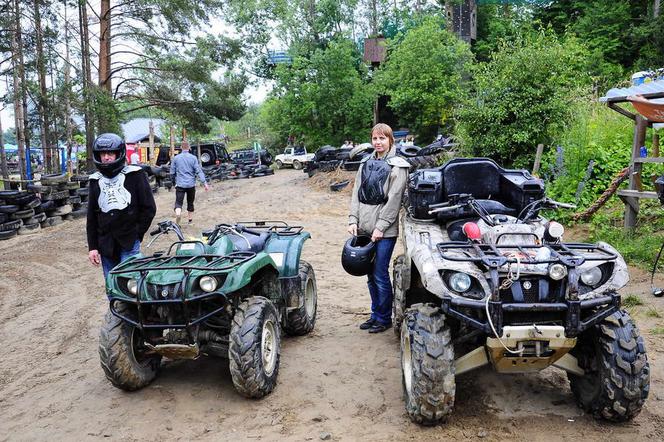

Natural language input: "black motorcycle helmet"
[341,235,376,276]
[93,133,127,177]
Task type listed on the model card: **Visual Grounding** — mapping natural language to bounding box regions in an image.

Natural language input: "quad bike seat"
[227,225,270,253]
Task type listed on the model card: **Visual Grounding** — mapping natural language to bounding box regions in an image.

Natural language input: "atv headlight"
[549,264,567,281]
[199,276,218,292]
[449,272,472,293]
[126,278,139,295]
[580,267,603,287]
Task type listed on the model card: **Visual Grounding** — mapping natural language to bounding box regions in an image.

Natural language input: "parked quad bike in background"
[98,220,317,398]
[395,158,649,425]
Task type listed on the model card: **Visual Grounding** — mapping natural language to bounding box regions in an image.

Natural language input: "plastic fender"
[264,232,311,277]
[205,236,234,255]
[222,252,280,292]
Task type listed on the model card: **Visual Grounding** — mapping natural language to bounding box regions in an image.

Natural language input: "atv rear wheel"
[392,254,409,336]
[229,296,281,398]
[283,260,317,335]
[568,309,649,422]
[99,308,161,391]
[401,303,455,425]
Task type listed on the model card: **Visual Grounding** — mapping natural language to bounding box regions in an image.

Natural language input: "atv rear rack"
[235,220,304,236]
[110,249,256,273]
[437,241,617,269]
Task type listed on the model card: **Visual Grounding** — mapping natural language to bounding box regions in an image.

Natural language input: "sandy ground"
[1,169,664,441]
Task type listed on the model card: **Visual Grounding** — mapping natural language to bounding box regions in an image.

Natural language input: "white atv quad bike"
[395,158,649,425]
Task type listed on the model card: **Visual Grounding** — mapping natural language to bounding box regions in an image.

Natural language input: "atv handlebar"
[147,220,185,247]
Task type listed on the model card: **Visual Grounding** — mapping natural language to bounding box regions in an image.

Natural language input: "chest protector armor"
[359,159,391,205]
[90,165,141,213]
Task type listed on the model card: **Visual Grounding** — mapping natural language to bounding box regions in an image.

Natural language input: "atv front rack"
[438,241,618,303]
[110,249,255,273]
[437,241,617,268]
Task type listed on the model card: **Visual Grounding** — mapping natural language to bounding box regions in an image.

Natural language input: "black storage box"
[408,169,443,219]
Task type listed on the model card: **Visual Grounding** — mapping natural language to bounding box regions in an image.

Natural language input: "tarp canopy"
[600,79,664,103]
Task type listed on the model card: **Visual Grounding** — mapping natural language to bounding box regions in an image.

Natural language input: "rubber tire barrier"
[0,229,18,240]
[99,307,162,391]
[568,309,649,422]
[11,208,35,220]
[0,205,19,214]
[70,209,87,219]
[52,204,72,217]
[229,296,281,398]
[401,304,455,425]
[18,223,41,235]
[283,261,317,336]
[0,219,22,231]
[40,173,68,185]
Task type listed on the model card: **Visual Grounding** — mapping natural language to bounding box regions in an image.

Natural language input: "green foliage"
[586,218,664,270]
[375,16,473,143]
[622,294,644,308]
[651,327,664,335]
[262,38,373,148]
[542,99,632,208]
[457,31,592,168]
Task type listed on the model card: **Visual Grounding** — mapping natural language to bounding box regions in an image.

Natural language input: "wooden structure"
[600,79,664,229]
[446,0,477,43]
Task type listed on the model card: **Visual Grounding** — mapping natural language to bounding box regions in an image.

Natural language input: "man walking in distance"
[87,133,156,278]
[170,142,209,225]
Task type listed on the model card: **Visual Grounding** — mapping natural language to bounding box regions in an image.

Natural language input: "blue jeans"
[367,237,397,326]
[101,240,141,278]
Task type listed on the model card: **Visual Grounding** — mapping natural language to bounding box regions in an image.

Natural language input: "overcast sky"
[0,4,274,134]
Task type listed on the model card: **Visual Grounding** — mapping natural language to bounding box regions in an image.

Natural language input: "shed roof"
[600,79,664,103]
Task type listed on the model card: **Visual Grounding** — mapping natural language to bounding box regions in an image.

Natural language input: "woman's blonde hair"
[371,123,394,148]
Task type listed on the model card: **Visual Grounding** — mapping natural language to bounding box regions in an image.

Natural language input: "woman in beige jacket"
[348,124,410,333]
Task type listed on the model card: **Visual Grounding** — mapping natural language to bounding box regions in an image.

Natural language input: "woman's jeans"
[367,237,397,326]
[101,240,141,278]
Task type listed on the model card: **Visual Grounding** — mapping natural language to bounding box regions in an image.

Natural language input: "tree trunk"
[79,0,95,171]
[0,108,7,180]
[99,0,112,93]
[12,0,28,181]
[33,0,53,173]
[64,0,74,175]
[655,0,661,18]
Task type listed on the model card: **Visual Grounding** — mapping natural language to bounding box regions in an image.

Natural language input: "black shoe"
[359,318,376,330]
[368,323,392,334]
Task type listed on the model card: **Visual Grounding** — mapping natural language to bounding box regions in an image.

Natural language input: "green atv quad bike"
[98,220,317,398]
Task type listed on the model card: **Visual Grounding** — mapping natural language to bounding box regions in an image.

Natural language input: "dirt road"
[1,169,663,441]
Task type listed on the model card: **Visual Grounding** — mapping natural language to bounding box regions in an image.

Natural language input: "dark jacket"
[86,167,156,259]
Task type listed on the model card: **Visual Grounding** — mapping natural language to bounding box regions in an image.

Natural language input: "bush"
[456,31,592,168]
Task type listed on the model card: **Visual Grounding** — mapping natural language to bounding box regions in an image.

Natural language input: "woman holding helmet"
[346,123,410,333]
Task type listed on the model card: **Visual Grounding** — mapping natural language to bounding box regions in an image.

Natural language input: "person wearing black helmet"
[347,123,410,333]
[86,133,156,278]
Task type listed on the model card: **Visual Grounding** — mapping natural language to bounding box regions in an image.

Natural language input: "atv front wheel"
[568,309,649,422]
[99,308,161,391]
[401,304,455,425]
[283,260,317,335]
[392,254,409,336]
[229,296,281,398]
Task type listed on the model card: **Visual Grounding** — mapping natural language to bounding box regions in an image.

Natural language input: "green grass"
[650,327,664,335]
[622,294,644,308]
[585,223,664,271]
[645,308,662,318]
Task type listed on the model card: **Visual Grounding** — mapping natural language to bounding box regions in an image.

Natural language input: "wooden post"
[169,126,175,162]
[625,115,648,229]
[532,143,544,175]
[148,121,155,165]
[653,132,660,158]
[196,139,202,165]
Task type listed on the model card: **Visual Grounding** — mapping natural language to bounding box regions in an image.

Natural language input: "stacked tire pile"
[305,141,455,178]
[0,173,89,241]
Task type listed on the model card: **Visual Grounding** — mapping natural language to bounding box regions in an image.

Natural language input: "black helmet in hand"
[93,133,126,177]
[341,235,376,276]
